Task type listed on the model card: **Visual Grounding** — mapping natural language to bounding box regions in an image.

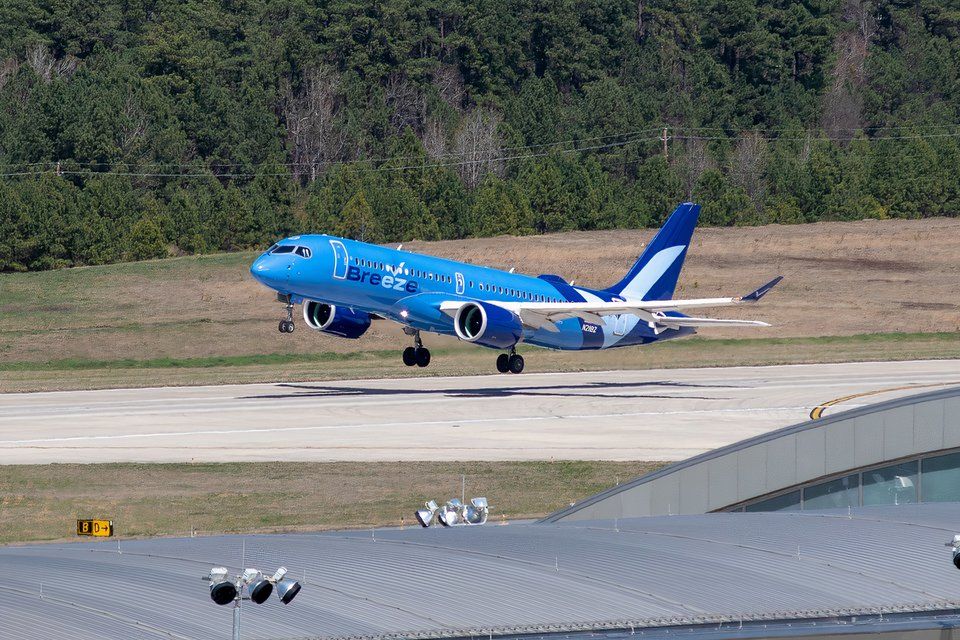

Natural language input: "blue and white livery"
[250,202,782,374]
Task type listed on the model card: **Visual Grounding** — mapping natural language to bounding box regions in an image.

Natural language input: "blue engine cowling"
[453,301,523,349]
[302,301,371,339]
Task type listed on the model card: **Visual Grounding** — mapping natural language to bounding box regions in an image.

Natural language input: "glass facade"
[922,452,960,502]
[862,461,918,506]
[744,490,801,512]
[733,449,960,513]
[803,474,859,510]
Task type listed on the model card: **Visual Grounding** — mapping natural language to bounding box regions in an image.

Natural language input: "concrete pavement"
[1,360,958,463]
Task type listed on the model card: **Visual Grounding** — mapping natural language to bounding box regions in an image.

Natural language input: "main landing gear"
[496,350,524,374]
[402,330,431,368]
[278,299,295,333]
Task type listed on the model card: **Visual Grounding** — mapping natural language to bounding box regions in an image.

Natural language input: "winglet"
[740,276,783,302]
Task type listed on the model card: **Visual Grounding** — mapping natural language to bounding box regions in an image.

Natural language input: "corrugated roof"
[4,503,960,640]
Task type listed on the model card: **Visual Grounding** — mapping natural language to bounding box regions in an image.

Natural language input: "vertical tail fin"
[604,202,700,301]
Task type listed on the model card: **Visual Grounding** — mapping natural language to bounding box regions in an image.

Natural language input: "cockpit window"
[295,246,312,258]
[271,245,296,254]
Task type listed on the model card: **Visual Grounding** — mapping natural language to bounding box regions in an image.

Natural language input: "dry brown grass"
[1,217,958,391]
[411,217,960,338]
[0,461,661,544]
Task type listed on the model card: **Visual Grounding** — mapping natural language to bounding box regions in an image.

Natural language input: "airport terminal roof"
[5,503,960,640]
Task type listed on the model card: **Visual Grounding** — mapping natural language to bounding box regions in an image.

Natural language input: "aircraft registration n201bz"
[250,202,782,374]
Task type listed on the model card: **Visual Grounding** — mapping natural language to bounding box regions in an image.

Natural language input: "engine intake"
[302,301,371,339]
[453,301,523,349]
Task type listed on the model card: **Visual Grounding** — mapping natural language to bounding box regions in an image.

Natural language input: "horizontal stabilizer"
[740,276,783,303]
[652,314,771,328]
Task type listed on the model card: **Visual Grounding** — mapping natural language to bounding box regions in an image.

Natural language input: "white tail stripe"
[620,245,685,300]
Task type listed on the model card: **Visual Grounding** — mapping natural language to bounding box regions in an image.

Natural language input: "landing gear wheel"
[496,353,510,373]
[415,347,431,368]
[402,346,417,366]
[278,299,295,333]
[508,353,524,374]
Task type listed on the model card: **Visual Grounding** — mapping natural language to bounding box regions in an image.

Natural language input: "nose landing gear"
[278,299,295,333]
[402,330,431,367]
[497,350,524,374]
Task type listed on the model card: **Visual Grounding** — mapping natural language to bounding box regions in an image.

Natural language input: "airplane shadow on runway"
[239,380,737,401]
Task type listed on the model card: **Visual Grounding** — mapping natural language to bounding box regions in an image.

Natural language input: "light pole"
[204,566,302,639]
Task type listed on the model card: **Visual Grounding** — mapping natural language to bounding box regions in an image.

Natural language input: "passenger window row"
[350,257,459,284]
[345,255,561,303]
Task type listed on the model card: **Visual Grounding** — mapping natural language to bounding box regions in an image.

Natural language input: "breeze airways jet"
[250,202,782,374]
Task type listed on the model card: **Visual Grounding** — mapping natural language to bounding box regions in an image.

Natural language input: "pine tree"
[335,191,381,242]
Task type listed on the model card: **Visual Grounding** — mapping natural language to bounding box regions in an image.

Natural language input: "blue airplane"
[250,202,782,374]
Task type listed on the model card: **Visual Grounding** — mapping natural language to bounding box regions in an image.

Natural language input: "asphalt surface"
[2,360,958,464]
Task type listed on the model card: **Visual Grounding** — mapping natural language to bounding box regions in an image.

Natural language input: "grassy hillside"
[2,217,959,391]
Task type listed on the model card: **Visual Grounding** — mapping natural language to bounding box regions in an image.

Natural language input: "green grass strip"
[0,350,402,371]
[1,332,956,372]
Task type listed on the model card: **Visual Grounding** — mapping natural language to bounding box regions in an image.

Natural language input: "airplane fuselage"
[250,234,691,351]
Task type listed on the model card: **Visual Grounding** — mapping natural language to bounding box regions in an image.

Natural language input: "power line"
[0,133,663,178]
[4,123,960,179]
[673,132,960,141]
[0,128,665,172]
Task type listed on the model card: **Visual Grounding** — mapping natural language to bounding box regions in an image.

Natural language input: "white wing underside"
[438,297,771,333]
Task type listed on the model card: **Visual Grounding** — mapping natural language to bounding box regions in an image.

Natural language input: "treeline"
[2,0,960,271]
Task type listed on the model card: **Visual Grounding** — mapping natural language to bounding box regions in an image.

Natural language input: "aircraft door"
[455,272,465,295]
[614,315,628,336]
[329,240,349,279]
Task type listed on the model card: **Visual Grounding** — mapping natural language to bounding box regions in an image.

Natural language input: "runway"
[1,360,958,464]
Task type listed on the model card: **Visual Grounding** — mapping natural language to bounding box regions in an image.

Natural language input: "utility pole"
[233,596,241,640]
[661,127,669,160]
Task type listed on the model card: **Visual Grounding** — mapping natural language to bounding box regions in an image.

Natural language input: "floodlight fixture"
[947,535,960,569]
[204,564,303,638]
[276,576,302,604]
[463,498,490,524]
[245,571,273,605]
[208,567,238,605]
[418,497,490,527]
[416,500,439,528]
[438,501,460,527]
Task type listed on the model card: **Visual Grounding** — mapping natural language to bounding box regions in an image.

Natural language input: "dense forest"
[1,0,959,271]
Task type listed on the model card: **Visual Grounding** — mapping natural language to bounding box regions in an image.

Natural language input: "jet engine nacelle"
[453,301,523,349]
[302,301,371,339]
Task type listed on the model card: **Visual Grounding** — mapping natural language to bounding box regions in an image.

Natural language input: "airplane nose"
[250,254,268,282]
[250,254,285,288]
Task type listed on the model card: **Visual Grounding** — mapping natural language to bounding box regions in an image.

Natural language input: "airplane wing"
[438,277,782,332]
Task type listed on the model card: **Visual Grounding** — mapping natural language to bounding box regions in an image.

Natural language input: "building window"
[862,461,918,506]
[745,490,800,512]
[922,452,960,502]
[803,474,859,510]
